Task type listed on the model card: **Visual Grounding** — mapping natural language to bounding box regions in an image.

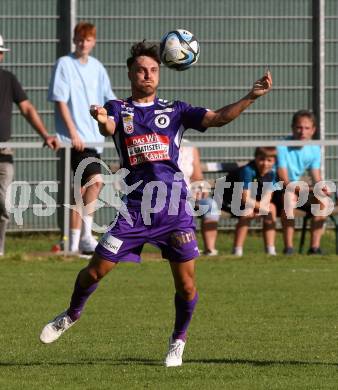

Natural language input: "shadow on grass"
[0,357,337,367]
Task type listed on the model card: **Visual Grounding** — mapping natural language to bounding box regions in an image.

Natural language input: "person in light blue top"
[49,21,116,254]
[277,136,321,182]
[49,52,114,153]
[274,110,326,255]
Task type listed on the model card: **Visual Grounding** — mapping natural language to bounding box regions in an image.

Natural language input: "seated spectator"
[273,109,326,255]
[178,139,220,256]
[222,147,277,257]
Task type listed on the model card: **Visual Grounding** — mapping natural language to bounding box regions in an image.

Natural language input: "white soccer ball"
[160,29,200,71]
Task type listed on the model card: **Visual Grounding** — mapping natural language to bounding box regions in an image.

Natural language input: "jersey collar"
[127,96,158,107]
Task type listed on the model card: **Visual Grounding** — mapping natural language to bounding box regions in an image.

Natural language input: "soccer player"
[40,41,272,366]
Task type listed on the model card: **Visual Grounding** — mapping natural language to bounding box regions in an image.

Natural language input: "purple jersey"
[104,97,207,205]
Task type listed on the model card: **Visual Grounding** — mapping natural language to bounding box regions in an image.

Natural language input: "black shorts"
[56,148,102,231]
[71,148,102,186]
[272,189,313,216]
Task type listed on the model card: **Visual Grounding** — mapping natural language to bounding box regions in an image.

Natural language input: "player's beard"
[136,84,156,97]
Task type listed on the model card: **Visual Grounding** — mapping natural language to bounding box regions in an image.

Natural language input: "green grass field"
[1,231,338,389]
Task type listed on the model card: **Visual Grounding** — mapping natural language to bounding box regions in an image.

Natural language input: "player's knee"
[86,267,103,283]
[177,280,196,299]
[85,253,115,283]
[77,267,99,288]
[86,262,112,283]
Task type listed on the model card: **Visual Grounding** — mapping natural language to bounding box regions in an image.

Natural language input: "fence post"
[313,0,326,179]
[57,0,77,56]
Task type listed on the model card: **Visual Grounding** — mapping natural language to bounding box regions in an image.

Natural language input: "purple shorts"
[95,201,200,263]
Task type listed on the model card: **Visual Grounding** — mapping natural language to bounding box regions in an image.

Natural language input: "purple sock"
[172,291,199,341]
[67,274,98,321]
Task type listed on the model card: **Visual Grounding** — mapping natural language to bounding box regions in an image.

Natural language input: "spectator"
[48,22,116,254]
[222,147,277,256]
[0,34,59,256]
[178,139,220,256]
[273,110,326,255]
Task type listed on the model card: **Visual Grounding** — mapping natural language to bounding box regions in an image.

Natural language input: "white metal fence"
[4,140,338,253]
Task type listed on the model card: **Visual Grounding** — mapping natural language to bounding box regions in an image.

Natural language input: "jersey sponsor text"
[125,133,170,166]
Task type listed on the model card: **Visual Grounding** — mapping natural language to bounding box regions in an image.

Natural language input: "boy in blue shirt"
[222,147,277,256]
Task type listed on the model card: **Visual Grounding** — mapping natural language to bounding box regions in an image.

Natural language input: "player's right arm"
[90,105,116,136]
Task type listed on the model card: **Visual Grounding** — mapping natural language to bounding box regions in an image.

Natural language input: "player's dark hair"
[254,147,277,159]
[127,40,161,69]
[291,110,317,128]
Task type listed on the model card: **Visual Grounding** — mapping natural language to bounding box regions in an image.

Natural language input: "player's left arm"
[201,71,272,128]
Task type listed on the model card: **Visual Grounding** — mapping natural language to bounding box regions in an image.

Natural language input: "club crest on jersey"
[122,114,134,134]
[155,114,170,129]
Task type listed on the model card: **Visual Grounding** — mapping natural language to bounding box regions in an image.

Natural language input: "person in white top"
[178,139,220,256]
[48,21,116,254]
